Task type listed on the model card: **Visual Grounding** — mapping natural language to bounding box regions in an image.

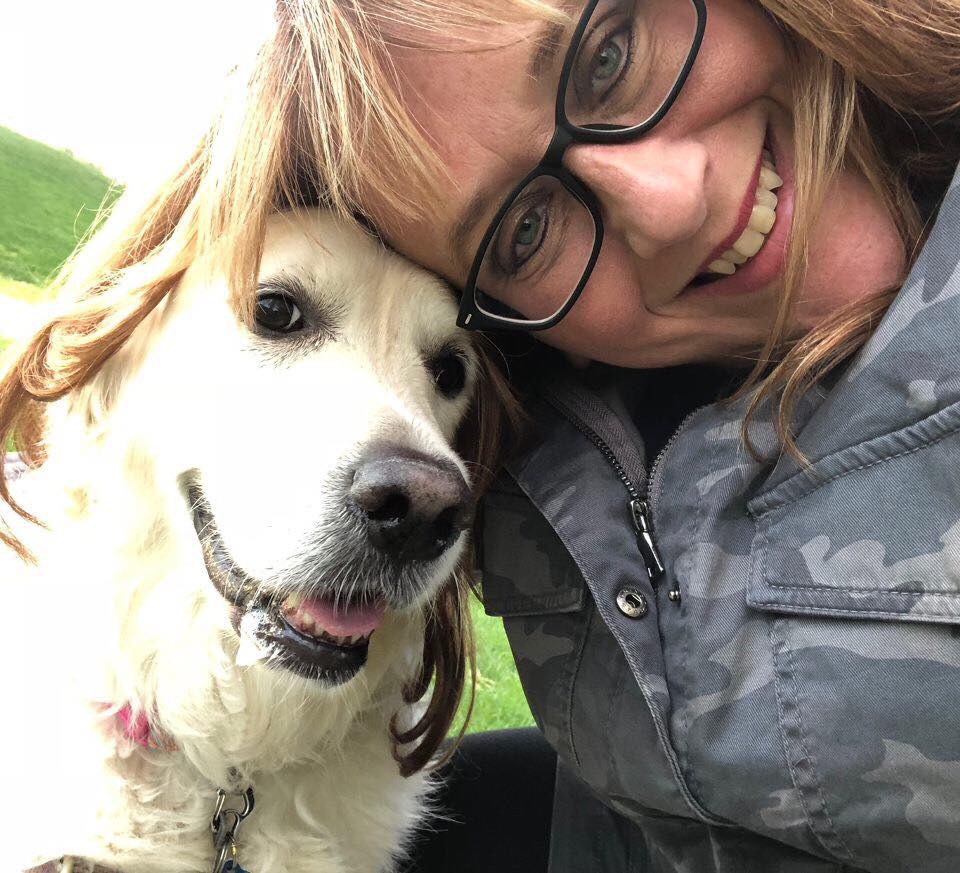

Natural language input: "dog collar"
[100,706,255,872]
[106,703,175,752]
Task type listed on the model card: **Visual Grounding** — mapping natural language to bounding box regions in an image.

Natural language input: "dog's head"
[2,210,513,772]
[154,212,479,689]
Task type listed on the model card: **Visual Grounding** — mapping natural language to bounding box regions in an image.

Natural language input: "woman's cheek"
[543,244,651,360]
[793,168,906,330]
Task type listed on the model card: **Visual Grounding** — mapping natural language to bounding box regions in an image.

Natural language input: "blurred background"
[0,1,532,734]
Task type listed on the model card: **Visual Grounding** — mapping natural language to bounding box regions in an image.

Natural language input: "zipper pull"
[630,499,666,584]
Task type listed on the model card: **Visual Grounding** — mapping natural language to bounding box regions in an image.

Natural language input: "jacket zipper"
[646,405,709,511]
[645,404,712,603]
[544,398,668,591]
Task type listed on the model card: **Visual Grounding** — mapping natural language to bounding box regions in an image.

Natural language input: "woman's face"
[373,0,905,368]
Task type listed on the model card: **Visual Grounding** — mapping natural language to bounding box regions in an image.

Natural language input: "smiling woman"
[346,1,960,871]
[370,0,920,379]
[2,1,960,872]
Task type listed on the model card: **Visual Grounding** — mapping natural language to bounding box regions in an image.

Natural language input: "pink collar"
[110,703,175,751]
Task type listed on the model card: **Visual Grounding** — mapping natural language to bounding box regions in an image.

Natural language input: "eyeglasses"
[456,0,706,333]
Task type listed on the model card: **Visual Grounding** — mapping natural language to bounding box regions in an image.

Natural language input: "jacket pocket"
[744,401,960,871]
[479,473,586,617]
[478,472,592,765]
[746,399,960,623]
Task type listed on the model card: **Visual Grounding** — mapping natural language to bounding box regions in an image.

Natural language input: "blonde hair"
[2,0,959,756]
[742,0,960,453]
[0,0,541,771]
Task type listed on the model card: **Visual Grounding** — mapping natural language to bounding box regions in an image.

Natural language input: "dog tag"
[222,862,250,873]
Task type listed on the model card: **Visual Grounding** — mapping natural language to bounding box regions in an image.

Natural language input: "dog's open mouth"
[183,477,385,686]
[235,595,385,685]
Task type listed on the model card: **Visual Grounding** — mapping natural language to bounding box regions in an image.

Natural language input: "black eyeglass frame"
[456,0,707,332]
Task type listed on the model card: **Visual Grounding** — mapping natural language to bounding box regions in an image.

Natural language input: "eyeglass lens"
[472,0,699,325]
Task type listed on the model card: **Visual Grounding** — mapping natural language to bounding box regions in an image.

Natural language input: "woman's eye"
[495,197,550,276]
[574,18,633,108]
[591,31,627,87]
[515,206,546,258]
[255,292,304,333]
[428,351,467,399]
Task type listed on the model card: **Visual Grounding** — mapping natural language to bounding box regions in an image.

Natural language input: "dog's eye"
[255,292,304,333]
[429,350,467,399]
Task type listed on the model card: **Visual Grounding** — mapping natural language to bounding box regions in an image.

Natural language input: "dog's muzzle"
[181,448,472,686]
[348,446,472,563]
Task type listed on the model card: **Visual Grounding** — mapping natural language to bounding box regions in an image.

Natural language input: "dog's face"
[106,211,477,689]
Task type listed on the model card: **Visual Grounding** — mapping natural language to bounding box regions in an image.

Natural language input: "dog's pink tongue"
[300,597,386,637]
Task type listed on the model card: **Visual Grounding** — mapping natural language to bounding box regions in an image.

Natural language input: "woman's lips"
[683,133,794,300]
[701,149,765,270]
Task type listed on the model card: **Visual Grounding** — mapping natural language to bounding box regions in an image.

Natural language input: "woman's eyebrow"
[449,11,578,270]
[449,183,501,271]
[529,3,580,81]
[529,19,568,80]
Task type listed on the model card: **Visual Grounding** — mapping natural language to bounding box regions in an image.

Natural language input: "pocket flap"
[478,472,586,617]
[746,403,960,624]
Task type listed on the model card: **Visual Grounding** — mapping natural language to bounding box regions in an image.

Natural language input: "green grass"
[456,600,534,734]
[0,125,118,285]
[0,275,49,304]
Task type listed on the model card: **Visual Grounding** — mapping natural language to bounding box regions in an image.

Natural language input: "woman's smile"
[682,126,793,301]
[370,0,904,368]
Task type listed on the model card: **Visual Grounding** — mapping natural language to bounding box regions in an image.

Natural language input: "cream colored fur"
[1,211,478,873]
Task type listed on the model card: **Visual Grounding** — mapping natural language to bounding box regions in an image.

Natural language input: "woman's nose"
[564,138,709,260]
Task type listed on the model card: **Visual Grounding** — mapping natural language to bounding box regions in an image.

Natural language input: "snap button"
[615,587,648,619]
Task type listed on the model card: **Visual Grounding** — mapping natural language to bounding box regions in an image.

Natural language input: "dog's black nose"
[349,449,472,562]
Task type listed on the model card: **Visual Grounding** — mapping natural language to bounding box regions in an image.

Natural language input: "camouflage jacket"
[478,166,960,873]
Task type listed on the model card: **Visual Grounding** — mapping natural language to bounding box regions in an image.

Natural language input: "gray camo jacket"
[478,165,960,872]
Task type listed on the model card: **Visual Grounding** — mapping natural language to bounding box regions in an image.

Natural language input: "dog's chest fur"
[14,693,429,872]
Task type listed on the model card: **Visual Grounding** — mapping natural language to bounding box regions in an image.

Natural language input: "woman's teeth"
[704,149,783,277]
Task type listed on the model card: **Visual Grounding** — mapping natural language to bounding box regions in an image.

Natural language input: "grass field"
[0,125,117,285]
[0,275,50,304]
[0,126,534,735]
[457,600,534,733]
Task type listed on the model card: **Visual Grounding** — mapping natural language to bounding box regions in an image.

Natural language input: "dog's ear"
[0,273,182,560]
[454,341,525,496]
[389,342,525,775]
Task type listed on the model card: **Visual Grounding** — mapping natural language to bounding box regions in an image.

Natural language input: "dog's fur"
[1,211,484,873]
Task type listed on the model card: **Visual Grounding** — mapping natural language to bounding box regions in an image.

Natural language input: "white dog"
[1,211,494,873]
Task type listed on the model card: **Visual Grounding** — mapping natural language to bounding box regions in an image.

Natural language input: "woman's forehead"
[392,33,555,183]
[382,33,557,271]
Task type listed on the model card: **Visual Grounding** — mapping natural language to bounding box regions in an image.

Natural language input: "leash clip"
[211,786,255,873]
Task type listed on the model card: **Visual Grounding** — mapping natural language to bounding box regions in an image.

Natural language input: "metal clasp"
[211,786,255,873]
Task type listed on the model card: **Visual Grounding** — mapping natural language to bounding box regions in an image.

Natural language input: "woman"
[348,1,960,871]
[3,1,956,871]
